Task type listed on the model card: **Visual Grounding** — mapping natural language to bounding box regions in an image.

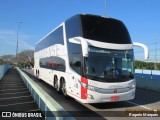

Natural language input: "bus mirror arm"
[68,37,81,44]
[133,42,149,60]
[69,37,88,57]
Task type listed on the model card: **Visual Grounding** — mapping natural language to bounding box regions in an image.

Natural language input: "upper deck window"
[80,15,132,44]
[35,26,64,52]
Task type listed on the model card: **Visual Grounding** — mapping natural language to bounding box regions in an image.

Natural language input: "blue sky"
[0,0,160,61]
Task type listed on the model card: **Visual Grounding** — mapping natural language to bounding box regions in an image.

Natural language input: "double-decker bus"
[34,14,149,103]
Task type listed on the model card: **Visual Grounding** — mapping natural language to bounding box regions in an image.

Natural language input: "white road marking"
[126,101,152,110]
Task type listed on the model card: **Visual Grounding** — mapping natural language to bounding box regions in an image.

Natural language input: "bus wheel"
[62,79,67,97]
[53,76,57,88]
[36,70,40,79]
[54,76,60,92]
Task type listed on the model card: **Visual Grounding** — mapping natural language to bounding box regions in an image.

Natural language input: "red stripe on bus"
[81,77,88,99]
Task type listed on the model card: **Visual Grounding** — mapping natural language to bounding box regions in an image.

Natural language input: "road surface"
[23,68,160,120]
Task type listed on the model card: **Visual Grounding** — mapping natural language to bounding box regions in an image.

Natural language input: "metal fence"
[135,69,160,80]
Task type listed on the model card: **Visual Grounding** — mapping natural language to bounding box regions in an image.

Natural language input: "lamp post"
[154,41,160,69]
[16,21,22,67]
[154,42,157,69]
[104,0,107,17]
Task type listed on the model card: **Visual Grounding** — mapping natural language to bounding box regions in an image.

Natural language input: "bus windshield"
[83,46,134,82]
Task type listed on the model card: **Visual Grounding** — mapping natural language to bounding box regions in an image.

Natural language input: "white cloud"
[0,30,34,55]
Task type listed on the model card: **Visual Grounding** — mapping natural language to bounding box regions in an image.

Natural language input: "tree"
[0,55,14,61]
[135,60,160,70]
[0,50,34,68]
[0,55,15,66]
[0,58,6,65]
[17,50,34,68]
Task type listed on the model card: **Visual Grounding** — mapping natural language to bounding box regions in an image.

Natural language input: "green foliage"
[0,49,34,68]
[135,60,160,70]
[0,58,6,65]
[1,55,14,59]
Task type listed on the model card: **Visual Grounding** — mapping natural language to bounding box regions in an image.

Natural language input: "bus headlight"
[88,85,96,91]
[129,81,136,89]
[81,82,88,88]
[131,84,136,89]
[79,80,96,91]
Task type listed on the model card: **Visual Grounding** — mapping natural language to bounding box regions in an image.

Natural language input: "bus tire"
[54,76,61,92]
[36,70,40,79]
[61,78,68,97]
[53,76,57,88]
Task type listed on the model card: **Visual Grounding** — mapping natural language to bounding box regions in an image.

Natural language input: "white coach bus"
[34,14,149,103]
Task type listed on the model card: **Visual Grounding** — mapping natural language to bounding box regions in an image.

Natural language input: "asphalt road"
[23,68,160,120]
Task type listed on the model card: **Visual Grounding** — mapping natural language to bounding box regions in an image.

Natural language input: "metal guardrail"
[16,67,75,120]
[135,69,160,92]
[135,69,160,80]
[0,64,10,80]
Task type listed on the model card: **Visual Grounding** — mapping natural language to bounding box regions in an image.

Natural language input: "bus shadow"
[90,101,134,109]
[90,88,160,110]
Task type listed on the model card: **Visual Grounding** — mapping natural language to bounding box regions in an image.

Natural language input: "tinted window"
[65,15,81,39]
[65,15,82,74]
[40,56,65,72]
[35,26,64,52]
[68,43,82,74]
[81,15,132,44]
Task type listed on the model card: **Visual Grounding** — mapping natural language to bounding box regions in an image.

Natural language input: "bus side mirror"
[69,37,88,57]
[133,42,149,60]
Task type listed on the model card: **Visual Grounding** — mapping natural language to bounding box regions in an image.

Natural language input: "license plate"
[111,96,119,101]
